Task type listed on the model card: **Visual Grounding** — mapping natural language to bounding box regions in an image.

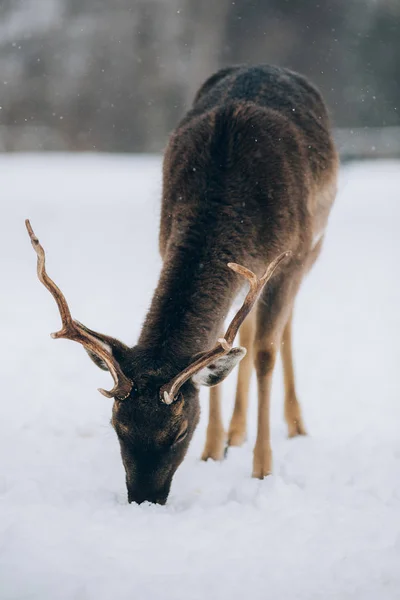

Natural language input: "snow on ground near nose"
[0,154,399,600]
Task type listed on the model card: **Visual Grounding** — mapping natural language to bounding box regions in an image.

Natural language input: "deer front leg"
[251,276,299,478]
[252,344,277,478]
[281,312,307,438]
[227,311,255,447]
[201,384,226,461]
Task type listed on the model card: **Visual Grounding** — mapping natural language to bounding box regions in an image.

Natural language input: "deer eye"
[114,420,130,438]
[173,426,188,446]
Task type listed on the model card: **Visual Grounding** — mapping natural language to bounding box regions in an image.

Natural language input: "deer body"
[153,65,337,474]
[27,65,338,504]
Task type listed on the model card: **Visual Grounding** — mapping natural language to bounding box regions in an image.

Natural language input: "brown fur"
[156,64,338,480]
[43,65,338,503]
[123,64,337,495]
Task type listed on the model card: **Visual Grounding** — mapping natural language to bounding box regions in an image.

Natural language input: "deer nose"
[127,486,169,506]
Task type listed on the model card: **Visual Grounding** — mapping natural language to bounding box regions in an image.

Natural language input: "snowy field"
[0,154,399,600]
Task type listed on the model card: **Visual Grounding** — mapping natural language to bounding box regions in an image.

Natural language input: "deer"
[26,64,338,505]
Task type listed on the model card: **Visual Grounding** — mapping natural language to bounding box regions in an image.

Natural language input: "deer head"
[26,220,288,504]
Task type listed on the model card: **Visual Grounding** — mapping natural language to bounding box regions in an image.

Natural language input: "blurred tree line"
[0,0,399,152]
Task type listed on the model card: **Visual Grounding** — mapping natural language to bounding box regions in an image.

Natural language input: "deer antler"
[160,251,291,404]
[25,220,133,401]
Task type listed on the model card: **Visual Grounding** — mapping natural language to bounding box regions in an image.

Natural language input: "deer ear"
[85,347,111,371]
[191,347,246,387]
[75,322,130,372]
[84,340,128,371]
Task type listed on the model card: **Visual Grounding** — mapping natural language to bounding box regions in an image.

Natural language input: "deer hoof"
[252,447,272,479]
[201,434,226,462]
[288,418,307,438]
[227,429,247,447]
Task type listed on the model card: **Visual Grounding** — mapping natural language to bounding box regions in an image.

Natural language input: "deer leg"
[201,384,226,461]
[252,281,296,479]
[253,341,277,479]
[281,311,307,437]
[227,311,255,447]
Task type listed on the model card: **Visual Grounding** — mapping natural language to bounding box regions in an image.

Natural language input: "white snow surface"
[1,154,399,600]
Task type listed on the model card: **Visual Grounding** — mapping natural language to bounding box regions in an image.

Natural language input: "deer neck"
[138,243,238,362]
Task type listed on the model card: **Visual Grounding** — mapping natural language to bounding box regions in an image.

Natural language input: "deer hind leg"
[281,311,307,438]
[227,311,256,447]
[201,384,226,461]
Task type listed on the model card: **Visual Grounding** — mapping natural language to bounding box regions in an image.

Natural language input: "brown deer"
[26,64,338,505]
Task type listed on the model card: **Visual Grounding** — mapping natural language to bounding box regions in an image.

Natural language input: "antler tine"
[25,219,74,332]
[25,219,133,401]
[160,251,290,404]
[225,250,291,345]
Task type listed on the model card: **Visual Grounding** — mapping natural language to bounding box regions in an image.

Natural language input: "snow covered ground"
[0,154,399,600]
